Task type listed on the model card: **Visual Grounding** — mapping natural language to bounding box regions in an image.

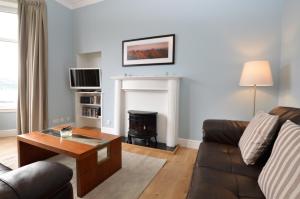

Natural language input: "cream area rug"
[0,151,166,199]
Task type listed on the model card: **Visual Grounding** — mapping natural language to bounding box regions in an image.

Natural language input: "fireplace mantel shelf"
[111,75,181,80]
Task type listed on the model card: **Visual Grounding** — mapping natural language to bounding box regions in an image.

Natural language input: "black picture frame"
[122,34,175,67]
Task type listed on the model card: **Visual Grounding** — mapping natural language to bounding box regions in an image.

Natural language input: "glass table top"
[41,128,109,147]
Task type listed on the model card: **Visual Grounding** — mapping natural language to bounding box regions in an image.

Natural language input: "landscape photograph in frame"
[122,34,175,66]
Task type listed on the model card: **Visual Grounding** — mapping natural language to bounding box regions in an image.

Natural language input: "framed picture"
[122,34,175,67]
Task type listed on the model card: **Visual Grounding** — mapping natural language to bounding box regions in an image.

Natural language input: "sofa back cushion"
[269,106,300,128]
[258,120,300,199]
[239,111,279,165]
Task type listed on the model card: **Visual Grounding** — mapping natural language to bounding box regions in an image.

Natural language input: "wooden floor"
[0,136,197,199]
[0,136,17,159]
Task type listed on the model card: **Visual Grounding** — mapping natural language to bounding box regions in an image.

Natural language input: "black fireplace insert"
[127,110,158,146]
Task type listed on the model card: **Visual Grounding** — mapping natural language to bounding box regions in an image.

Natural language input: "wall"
[0,0,284,139]
[72,0,283,140]
[47,0,75,127]
[278,0,300,107]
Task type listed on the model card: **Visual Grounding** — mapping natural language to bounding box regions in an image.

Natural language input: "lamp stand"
[253,84,257,116]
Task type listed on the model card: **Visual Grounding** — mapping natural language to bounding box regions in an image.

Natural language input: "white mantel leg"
[166,79,180,147]
[114,80,122,135]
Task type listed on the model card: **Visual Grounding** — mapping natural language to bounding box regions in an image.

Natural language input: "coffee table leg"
[18,140,57,167]
[76,138,122,197]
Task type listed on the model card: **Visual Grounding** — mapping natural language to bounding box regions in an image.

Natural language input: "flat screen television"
[69,68,101,89]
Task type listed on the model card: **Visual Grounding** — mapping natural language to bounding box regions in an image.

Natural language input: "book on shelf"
[82,107,101,118]
[80,95,101,105]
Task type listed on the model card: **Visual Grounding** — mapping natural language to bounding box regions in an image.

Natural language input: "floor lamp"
[239,61,273,116]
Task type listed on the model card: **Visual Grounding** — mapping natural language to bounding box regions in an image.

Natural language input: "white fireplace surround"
[111,76,181,147]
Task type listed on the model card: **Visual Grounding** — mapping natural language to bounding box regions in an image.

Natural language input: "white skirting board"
[177,138,202,149]
[0,129,17,137]
[101,126,202,149]
[0,123,76,138]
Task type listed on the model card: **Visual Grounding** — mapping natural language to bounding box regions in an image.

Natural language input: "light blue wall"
[279,0,300,107]
[47,0,75,127]
[73,0,283,140]
[0,0,285,139]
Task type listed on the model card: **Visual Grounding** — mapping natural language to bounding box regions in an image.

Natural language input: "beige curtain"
[17,0,48,134]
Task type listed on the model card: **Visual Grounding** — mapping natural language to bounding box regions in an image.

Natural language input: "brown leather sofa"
[0,161,73,199]
[187,106,300,199]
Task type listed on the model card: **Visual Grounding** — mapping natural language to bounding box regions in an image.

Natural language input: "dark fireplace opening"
[123,110,177,152]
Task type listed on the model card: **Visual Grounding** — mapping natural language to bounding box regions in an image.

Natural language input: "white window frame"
[0,0,17,14]
[0,3,18,113]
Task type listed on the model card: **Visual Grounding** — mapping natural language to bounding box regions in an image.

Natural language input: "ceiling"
[55,0,104,10]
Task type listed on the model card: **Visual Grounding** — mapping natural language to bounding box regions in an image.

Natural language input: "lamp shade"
[239,61,273,86]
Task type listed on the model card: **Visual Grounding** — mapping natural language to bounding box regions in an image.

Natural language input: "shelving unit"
[74,51,102,129]
[80,115,102,120]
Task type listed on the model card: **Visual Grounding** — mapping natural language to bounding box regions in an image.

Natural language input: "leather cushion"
[203,119,249,146]
[50,183,73,199]
[0,161,73,199]
[188,167,265,199]
[270,106,300,127]
[196,143,262,178]
[188,181,239,199]
[0,164,11,175]
[0,180,18,199]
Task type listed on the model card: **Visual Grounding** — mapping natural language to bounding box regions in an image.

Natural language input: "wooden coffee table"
[17,127,122,197]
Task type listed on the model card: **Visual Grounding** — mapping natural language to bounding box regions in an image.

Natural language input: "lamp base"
[253,84,257,116]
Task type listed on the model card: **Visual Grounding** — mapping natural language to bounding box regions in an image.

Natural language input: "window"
[0,11,18,110]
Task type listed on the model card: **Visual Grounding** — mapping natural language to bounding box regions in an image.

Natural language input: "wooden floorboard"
[0,136,17,157]
[0,136,197,199]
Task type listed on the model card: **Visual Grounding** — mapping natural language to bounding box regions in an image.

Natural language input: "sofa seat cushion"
[188,167,265,199]
[0,164,11,175]
[188,181,239,199]
[196,142,262,178]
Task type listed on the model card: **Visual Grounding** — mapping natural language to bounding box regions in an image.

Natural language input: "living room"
[0,0,299,198]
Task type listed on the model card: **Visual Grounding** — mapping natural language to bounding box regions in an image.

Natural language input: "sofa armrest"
[203,119,249,146]
[0,161,73,199]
